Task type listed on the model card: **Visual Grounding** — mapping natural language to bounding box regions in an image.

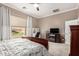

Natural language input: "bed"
[22,37,48,49]
[48,42,70,56]
[0,38,48,56]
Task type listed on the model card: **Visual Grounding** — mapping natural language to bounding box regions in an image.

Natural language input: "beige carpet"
[48,42,70,56]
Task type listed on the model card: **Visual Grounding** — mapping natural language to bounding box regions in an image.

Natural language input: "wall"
[38,9,78,38]
[77,8,79,18]
[32,17,39,28]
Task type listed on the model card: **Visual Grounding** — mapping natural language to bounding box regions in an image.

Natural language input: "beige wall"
[38,9,78,38]
[32,17,39,28]
[77,8,79,18]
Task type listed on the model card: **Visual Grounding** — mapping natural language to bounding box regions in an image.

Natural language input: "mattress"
[48,42,70,56]
[0,38,48,56]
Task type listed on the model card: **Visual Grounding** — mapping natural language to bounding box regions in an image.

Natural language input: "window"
[10,14,27,38]
[11,26,26,38]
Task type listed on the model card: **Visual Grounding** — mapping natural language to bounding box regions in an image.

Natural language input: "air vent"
[52,9,60,13]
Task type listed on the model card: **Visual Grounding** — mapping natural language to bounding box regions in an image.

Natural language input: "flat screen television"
[50,28,59,34]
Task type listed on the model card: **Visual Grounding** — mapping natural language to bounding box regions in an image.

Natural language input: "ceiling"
[3,3,78,18]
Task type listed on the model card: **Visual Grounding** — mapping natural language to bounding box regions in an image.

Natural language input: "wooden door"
[70,25,79,56]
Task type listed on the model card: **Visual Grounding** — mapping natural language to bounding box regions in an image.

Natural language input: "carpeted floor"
[48,42,70,56]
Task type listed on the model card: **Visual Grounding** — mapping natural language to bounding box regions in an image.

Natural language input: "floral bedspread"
[0,38,48,56]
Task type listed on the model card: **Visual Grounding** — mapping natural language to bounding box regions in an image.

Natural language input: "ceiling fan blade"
[29,3,40,11]
[36,7,39,11]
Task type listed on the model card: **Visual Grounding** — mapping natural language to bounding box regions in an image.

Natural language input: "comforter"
[0,38,48,56]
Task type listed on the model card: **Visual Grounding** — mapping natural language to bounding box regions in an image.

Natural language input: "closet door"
[70,25,79,56]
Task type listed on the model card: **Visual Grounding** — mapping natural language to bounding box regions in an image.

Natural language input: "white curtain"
[0,6,10,41]
[0,6,3,41]
[26,16,33,37]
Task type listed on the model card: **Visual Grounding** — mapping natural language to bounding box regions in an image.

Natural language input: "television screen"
[50,28,59,34]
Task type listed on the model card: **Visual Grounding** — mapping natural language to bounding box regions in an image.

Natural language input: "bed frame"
[22,37,48,50]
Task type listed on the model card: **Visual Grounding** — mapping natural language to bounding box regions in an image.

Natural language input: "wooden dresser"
[70,25,79,56]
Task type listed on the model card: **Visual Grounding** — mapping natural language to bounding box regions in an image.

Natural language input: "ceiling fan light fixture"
[22,6,27,9]
[53,9,60,13]
[36,7,39,11]
[33,3,39,8]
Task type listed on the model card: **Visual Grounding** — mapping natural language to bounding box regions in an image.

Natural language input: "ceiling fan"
[30,3,40,11]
